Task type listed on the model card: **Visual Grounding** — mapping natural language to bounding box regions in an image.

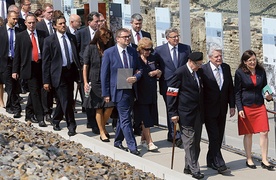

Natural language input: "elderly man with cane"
[167,52,205,179]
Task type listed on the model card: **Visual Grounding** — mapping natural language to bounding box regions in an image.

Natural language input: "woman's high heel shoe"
[246,161,256,169]
[261,162,275,171]
[100,136,110,142]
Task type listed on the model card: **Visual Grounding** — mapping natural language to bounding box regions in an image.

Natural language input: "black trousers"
[4,60,21,113]
[52,67,76,131]
[205,112,227,167]
[25,62,44,121]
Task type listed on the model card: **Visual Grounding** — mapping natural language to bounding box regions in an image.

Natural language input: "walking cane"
[171,123,177,169]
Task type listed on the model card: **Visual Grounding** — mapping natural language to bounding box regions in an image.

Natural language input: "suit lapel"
[165,43,176,70]
[114,46,124,68]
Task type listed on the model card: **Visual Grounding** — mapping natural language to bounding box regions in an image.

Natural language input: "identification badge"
[166,87,179,96]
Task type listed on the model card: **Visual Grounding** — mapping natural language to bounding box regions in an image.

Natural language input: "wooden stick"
[171,123,177,169]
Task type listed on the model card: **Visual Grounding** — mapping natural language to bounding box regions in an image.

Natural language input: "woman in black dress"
[83,27,115,142]
[134,37,162,151]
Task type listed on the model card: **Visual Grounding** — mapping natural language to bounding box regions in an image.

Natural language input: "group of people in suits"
[1,1,274,177]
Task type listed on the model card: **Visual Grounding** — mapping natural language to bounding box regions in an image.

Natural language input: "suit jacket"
[42,32,81,88]
[36,19,51,36]
[202,62,235,118]
[234,67,267,112]
[0,25,20,72]
[6,0,14,8]
[130,30,151,45]
[101,45,143,103]
[154,42,191,95]
[167,64,204,126]
[13,29,46,79]
[75,27,91,64]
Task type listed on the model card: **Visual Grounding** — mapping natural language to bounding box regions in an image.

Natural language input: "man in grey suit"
[154,27,191,147]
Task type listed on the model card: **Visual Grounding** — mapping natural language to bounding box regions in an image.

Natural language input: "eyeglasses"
[99,20,106,23]
[24,3,31,6]
[193,61,204,67]
[143,48,152,51]
[119,35,131,39]
[169,35,180,39]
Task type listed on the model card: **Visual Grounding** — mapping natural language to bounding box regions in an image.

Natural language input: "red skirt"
[238,104,269,135]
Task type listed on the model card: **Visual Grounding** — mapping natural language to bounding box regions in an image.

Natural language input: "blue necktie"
[62,35,71,69]
[9,28,14,58]
[122,50,128,68]
[173,46,178,68]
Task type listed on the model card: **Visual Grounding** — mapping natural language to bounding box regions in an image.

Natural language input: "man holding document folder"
[101,28,142,156]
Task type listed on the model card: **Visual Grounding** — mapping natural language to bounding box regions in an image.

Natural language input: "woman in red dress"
[235,50,274,170]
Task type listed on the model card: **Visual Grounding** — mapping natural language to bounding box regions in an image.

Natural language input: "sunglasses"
[143,48,152,51]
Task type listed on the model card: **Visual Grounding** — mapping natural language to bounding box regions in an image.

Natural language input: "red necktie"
[136,32,141,42]
[31,32,39,62]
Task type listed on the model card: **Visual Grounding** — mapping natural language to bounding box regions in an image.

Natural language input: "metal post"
[53,0,62,11]
[179,0,191,46]
[130,0,140,14]
[238,0,251,55]
[89,0,98,12]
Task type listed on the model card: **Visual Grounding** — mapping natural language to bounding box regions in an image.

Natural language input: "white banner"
[155,7,170,46]
[205,12,223,57]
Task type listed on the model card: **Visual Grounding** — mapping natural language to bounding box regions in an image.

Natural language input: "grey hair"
[131,13,143,22]
[207,42,222,57]
[165,27,179,38]
[8,4,19,12]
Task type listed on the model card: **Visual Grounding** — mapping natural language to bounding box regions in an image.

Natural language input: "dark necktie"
[9,28,14,58]
[49,22,53,34]
[136,32,141,42]
[62,35,71,69]
[31,32,39,62]
[122,50,128,68]
[173,46,178,68]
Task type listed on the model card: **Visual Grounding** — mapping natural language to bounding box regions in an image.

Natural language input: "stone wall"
[31,0,275,74]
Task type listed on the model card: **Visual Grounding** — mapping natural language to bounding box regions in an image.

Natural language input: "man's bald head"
[69,14,81,30]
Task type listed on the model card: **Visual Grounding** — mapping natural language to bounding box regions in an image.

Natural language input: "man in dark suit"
[12,14,47,127]
[42,15,81,136]
[5,4,26,31]
[130,13,151,48]
[0,10,21,118]
[101,28,142,156]
[66,14,81,35]
[19,0,31,20]
[202,44,235,173]
[154,27,191,147]
[167,52,204,179]
[36,3,54,121]
[75,11,100,133]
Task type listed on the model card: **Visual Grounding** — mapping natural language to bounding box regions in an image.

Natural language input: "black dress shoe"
[6,109,14,114]
[100,136,110,142]
[45,114,52,122]
[92,127,100,134]
[39,121,47,127]
[246,161,257,169]
[261,162,275,171]
[115,145,128,152]
[53,124,61,131]
[130,149,140,156]
[68,130,77,136]
[192,172,204,179]
[25,116,39,123]
[217,165,229,174]
[183,168,192,174]
[13,112,21,118]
